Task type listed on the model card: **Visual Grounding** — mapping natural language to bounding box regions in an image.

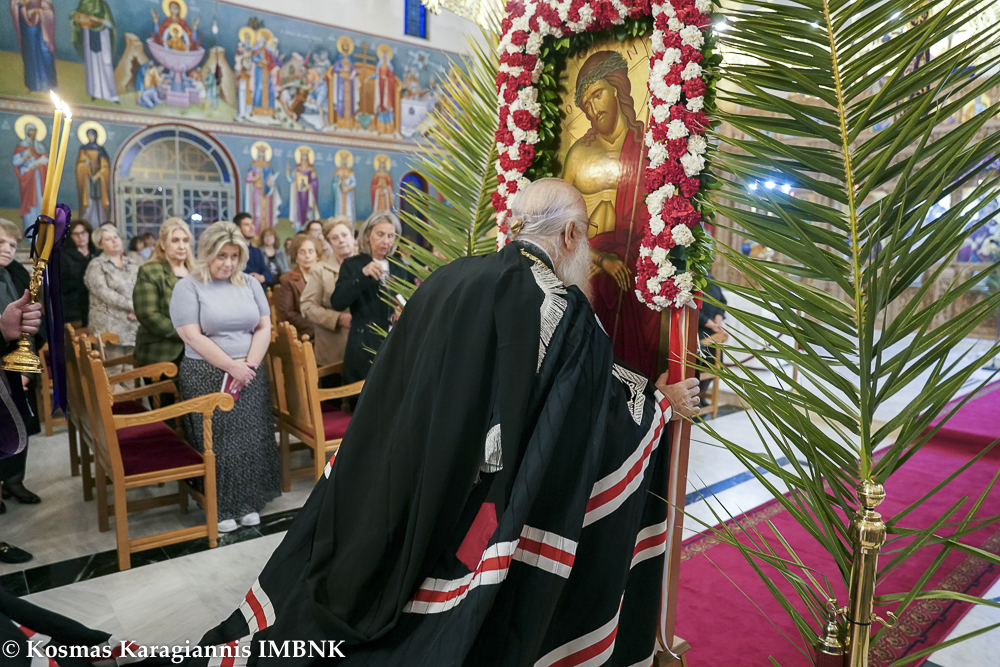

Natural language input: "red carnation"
[537,4,560,26]
[522,54,538,70]
[507,1,525,18]
[501,17,513,35]
[517,70,532,87]
[650,123,669,143]
[510,30,529,46]
[663,69,682,87]
[676,7,702,25]
[660,280,680,300]
[630,0,651,18]
[492,191,506,211]
[679,176,700,198]
[666,138,688,159]
[512,109,540,131]
[654,14,669,31]
[664,195,695,218]
[687,111,709,132]
[568,0,586,21]
[657,161,681,185]
[683,78,707,98]
[592,1,620,28]
[680,45,704,64]
[663,31,682,50]
[670,103,688,120]
[670,0,694,10]
[506,179,520,195]
[645,166,665,191]
[684,210,703,227]
[655,232,676,250]
[499,105,510,124]
[503,85,519,105]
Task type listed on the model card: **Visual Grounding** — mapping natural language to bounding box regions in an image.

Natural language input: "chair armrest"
[113,392,235,429]
[316,362,343,378]
[108,362,178,385]
[100,332,120,346]
[103,354,137,368]
[317,380,364,401]
[113,380,178,403]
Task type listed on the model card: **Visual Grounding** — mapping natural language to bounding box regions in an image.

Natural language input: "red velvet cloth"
[675,385,1000,666]
[116,421,203,476]
[111,400,147,415]
[322,409,352,440]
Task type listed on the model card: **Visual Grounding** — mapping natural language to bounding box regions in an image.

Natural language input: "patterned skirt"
[177,357,281,521]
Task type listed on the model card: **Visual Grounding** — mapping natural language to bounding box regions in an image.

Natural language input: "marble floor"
[1,328,997,665]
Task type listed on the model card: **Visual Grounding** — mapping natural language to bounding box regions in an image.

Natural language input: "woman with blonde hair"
[133,217,193,369]
[84,223,140,361]
[330,211,409,383]
[300,217,355,369]
[274,233,320,339]
[169,221,280,532]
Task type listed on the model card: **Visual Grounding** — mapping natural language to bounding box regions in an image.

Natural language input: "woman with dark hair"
[61,219,96,326]
[274,233,319,339]
[561,49,660,378]
[258,227,289,287]
[330,212,409,384]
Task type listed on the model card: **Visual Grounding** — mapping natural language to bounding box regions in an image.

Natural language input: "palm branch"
[698,0,1000,660]
[386,6,501,301]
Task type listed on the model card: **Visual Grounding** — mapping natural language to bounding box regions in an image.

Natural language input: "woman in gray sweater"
[169,221,280,533]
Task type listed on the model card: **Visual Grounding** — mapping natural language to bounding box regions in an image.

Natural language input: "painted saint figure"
[245,142,282,233]
[328,37,360,129]
[11,0,58,93]
[251,30,281,117]
[150,1,199,51]
[561,50,658,377]
[286,146,320,231]
[136,62,164,108]
[332,150,356,224]
[71,0,119,103]
[373,44,397,135]
[75,123,111,225]
[11,116,49,232]
[371,154,394,214]
[235,27,256,119]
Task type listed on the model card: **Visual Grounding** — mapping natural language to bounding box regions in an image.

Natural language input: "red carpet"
[675,383,1000,666]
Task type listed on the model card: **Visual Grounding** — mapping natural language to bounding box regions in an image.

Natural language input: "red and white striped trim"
[323,450,338,478]
[513,525,577,579]
[239,578,275,634]
[533,597,624,667]
[631,520,668,570]
[404,540,518,614]
[13,623,57,667]
[207,635,253,667]
[583,396,669,527]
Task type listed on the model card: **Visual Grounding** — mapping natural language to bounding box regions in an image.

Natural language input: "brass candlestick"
[845,479,887,667]
[1,258,47,374]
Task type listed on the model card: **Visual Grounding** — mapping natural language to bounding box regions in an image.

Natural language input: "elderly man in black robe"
[191,177,700,666]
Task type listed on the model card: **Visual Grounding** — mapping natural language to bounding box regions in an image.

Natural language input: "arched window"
[114,125,237,239]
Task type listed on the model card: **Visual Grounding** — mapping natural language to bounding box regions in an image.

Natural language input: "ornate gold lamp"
[2,93,73,374]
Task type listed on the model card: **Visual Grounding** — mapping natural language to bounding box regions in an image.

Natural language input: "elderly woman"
[300,217,355,369]
[84,224,140,361]
[133,218,192,369]
[330,212,409,383]
[60,219,96,326]
[169,221,279,532]
[0,219,42,506]
[274,234,319,339]
[258,227,289,287]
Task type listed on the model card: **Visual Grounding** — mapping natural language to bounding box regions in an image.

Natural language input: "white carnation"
[578,5,594,24]
[508,144,520,160]
[671,225,695,246]
[647,141,668,168]
[646,188,668,215]
[511,16,529,32]
[523,1,537,18]
[504,169,521,182]
[498,181,508,197]
[639,245,652,258]
[505,43,521,55]
[649,78,670,102]
[681,62,703,81]
[680,152,706,176]
[688,135,708,155]
[610,0,629,20]
[667,119,690,140]
[668,18,684,33]
[652,30,666,52]
[687,96,705,112]
[517,86,538,106]
[663,84,682,105]
[661,3,676,18]
[527,32,544,53]
[649,214,666,236]
[516,176,531,193]
[662,48,682,66]
[658,261,677,280]
[646,277,662,293]
[675,290,694,307]
[651,246,668,265]
[680,26,704,49]
[653,295,669,309]
[674,271,695,291]
[695,0,713,13]
[512,128,526,142]
[652,105,671,124]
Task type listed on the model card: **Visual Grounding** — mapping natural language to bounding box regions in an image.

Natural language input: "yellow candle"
[39,92,63,218]
[39,105,72,260]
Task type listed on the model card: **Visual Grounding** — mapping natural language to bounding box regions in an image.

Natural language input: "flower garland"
[492,0,714,311]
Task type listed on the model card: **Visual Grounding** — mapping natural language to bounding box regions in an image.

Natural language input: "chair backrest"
[63,326,83,430]
[272,322,324,438]
[78,349,125,480]
[66,328,99,446]
[266,287,277,327]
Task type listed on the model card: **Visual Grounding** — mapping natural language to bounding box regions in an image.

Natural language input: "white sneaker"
[239,512,260,527]
[218,519,238,533]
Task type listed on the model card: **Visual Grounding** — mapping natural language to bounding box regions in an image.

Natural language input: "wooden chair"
[67,330,176,501]
[79,349,234,570]
[36,343,67,436]
[698,332,727,419]
[271,322,363,489]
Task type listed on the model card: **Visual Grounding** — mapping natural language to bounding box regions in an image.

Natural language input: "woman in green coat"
[133,218,193,369]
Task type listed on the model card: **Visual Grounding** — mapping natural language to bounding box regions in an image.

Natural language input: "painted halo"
[294,145,315,165]
[373,154,392,171]
[77,121,107,146]
[337,36,354,56]
[250,141,273,162]
[162,0,186,19]
[335,149,354,168]
[14,115,46,142]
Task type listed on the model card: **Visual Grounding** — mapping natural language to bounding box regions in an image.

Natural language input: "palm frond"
[698,0,1000,656]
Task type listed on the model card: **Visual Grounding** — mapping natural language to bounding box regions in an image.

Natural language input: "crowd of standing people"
[0,209,409,559]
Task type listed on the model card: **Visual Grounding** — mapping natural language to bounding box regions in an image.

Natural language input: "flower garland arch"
[492,0,715,311]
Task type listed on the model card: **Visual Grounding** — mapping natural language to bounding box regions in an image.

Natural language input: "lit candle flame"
[49,90,61,108]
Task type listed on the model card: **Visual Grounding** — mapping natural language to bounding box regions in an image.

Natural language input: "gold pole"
[845,479,887,667]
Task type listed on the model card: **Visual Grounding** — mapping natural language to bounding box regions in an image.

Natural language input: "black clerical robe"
[190,241,674,667]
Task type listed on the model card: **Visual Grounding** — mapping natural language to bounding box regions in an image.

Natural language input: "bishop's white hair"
[508,178,589,248]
